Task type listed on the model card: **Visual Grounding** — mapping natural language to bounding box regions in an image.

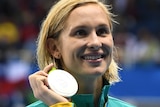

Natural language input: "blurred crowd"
[0,0,160,107]
[0,0,54,106]
[111,0,160,68]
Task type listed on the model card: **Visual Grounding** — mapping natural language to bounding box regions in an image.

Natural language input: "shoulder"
[107,96,136,107]
[26,100,48,107]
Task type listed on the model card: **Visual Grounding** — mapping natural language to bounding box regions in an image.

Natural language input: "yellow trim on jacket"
[49,102,74,107]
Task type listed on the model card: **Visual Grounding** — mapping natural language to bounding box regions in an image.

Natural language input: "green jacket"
[27,85,136,107]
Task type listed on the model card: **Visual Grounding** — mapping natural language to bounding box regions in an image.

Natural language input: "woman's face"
[56,4,113,78]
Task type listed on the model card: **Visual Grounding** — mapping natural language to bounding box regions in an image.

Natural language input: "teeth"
[83,55,101,60]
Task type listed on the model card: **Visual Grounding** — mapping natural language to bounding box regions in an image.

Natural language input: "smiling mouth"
[81,54,106,60]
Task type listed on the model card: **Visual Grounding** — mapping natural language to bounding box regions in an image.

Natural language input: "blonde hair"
[37,0,120,84]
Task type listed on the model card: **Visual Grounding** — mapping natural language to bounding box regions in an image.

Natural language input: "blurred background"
[0,0,159,107]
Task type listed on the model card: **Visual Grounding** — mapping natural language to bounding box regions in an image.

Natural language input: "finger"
[28,74,38,90]
[29,72,48,92]
[32,75,49,98]
[43,63,54,74]
[35,70,48,77]
[35,74,49,88]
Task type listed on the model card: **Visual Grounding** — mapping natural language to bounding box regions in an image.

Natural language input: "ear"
[47,38,61,59]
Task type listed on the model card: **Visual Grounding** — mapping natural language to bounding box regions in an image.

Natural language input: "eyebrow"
[96,24,110,28]
[70,25,90,32]
[72,25,89,29]
[72,23,109,29]
[97,24,111,30]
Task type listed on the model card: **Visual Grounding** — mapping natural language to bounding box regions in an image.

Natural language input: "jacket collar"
[99,85,110,107]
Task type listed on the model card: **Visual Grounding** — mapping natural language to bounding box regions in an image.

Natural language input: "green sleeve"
[107,96,136,107]
[26,100,48,107]
[26,101,75,107]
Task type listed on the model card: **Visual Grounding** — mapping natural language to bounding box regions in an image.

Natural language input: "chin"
[86,68,105,77]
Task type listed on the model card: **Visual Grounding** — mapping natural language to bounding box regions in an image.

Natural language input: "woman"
[27,0,136,107]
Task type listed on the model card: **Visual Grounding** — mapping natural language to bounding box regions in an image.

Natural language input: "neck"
[74,75,103,94]
[74,75,103,107]
[77,76,95,94]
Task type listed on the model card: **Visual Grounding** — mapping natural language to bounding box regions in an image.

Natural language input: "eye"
[96,26,110,36]
[74,29,88,37]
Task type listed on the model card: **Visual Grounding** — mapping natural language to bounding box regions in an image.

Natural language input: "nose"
[87,32,102,50]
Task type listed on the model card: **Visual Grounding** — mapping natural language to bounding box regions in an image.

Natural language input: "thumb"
[43,63,54,74]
